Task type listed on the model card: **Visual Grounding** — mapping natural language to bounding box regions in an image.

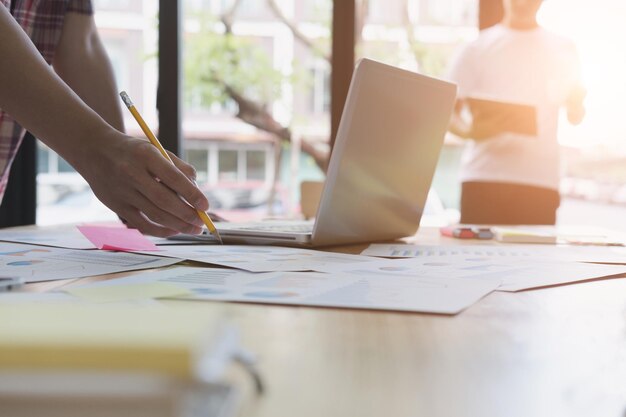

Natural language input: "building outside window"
[36,0,478,225]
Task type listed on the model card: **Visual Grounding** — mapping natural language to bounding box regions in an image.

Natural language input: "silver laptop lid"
[311,59,457,246]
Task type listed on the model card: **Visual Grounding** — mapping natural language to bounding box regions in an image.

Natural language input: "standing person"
[0,1,209,237]
[447,0,586,225]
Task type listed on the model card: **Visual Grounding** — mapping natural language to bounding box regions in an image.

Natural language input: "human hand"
[449,98,510,141]
[76,132,209,237]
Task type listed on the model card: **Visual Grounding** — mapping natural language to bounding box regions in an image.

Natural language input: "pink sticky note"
[77,225,160,251]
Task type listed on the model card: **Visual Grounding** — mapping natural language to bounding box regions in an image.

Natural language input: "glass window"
[57,157,75,174]
[218,150,238,182]
[246,150,266,181]
[358,0,478,77]
[36,1,158,225]
[183,0,331,220]
[536,0,626,224]
[357,0,478,220]
[36,143,49,173]
[95,0,142,13]
[186,149,209,183]
[308,61,331,114]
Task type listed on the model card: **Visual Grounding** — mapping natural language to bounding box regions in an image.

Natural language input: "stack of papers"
[65,266,501,315]
[360,244,626,291]
[1,225,625,316]
[0,226,208,249]
[132,245,390,272]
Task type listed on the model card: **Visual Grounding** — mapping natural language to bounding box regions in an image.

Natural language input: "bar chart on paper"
[0,242,181,283]
[67,266,502,314]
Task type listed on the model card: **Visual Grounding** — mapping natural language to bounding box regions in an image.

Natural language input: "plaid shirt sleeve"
[66,0,93,15]
[0,0,94,203]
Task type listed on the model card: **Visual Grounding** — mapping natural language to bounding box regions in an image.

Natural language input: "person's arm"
[563,42,586,126]
[52,12,124,132]
[448,99,511,141]
[445,46,483,140]
[448,99,471,139]
[566,84,586,125]
[0,4,208,237]
[53,11,194,182]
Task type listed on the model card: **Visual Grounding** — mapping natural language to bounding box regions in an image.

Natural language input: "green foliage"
[184,15,285,110]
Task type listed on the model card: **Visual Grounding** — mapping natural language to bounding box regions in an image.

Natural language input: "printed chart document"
[0,242,181,283]
[67,266,502,315]
[0,227,206,250]
[470,261,626,292]
[66,282,191,303]
[361,244,626,264]
[133,245,388,273]
[357,245,626,291]
[0,228,96,249]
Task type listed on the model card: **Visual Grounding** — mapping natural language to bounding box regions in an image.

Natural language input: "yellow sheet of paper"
[0,303,222,377]
[66,282,191,303]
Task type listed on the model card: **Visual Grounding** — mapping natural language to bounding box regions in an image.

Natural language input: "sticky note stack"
[493,227,558,244]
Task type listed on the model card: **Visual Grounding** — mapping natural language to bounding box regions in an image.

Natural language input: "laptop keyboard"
[237,224,313,233]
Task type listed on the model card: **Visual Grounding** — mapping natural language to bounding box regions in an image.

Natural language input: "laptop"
[186,58,456,247]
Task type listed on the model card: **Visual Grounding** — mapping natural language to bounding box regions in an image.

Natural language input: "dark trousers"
[460,181,560,225]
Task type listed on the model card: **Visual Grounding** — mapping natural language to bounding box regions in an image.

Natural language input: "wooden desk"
[22,227,626,417]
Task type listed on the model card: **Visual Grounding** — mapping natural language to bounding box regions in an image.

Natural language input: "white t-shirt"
[446,24,582,191]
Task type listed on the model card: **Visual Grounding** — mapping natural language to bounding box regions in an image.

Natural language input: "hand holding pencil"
[120,91,223,243]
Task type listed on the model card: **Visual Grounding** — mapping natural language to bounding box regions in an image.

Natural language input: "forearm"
[53,13,124,132]
[566,84,586,126]
[567,104,585,125]
[0,5,114,170]
[448,100,471,139]
[0,5,211,236]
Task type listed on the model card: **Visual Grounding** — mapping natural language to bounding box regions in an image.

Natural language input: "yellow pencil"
[120,91,223,244]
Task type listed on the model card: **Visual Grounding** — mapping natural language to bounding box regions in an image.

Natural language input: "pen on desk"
[119,91,223,244]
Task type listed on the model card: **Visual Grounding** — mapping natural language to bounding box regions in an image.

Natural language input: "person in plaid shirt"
[0,1,208,237]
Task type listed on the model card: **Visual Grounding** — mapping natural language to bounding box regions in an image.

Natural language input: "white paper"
[133,245,386,273]
[350,250,626,291]
[0,227,206,250]
[465,261,626,292]
[130,244,626,292]
[0,228,95,249]
[0,242,181,283]
[361,244,626,264]
[71,266,501,315]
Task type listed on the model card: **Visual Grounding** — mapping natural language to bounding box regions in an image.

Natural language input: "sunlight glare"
[538,0,626,150]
